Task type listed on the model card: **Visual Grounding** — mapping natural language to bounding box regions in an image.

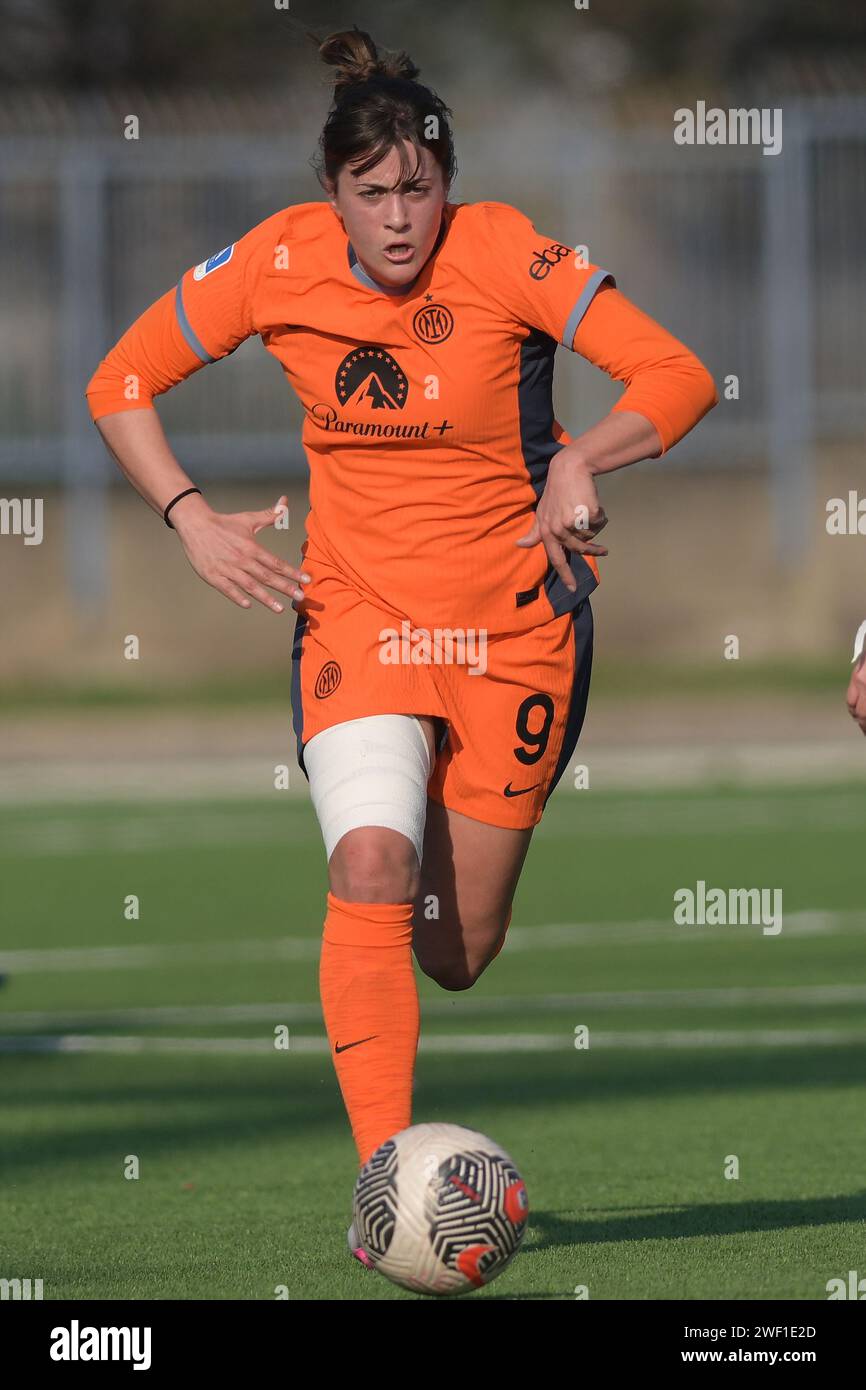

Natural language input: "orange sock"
[489,907,513,961]
[319,892,419,1167]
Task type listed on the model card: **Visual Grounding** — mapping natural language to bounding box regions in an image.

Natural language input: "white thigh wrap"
[303,715,433,864]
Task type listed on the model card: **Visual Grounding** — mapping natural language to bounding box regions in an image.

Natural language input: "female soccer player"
[86,27,717,1253]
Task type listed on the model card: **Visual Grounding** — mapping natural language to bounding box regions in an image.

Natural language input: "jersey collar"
[347,210,448,296]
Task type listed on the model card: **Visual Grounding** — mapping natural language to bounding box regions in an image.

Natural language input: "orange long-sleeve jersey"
[86,199,717,634]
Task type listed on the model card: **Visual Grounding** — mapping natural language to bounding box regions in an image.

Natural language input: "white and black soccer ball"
[352,1122,529,1295]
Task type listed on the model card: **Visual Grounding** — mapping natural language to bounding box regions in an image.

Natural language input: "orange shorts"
[290,565,593,830]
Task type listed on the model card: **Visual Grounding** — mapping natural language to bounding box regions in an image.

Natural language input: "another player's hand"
[515,454,608,593]
[846,649,866,735]
[171,492,311,612]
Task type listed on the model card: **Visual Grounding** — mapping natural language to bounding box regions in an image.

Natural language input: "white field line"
[505,912,866,949]
[0,939,320,973]
[0,1028,863,1056]
[1,760,297,806]
[4,981,866,1033]
[1,909,864,976]
[2,740,862,805]
[532,793,866,839]
[4,789,866,858]
[1,807,312,856]
[554,742,866,792]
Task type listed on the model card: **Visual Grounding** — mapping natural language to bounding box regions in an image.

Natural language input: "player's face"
[328,140,447,289]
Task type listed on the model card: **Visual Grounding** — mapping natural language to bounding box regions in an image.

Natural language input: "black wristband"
[164,487,202,528]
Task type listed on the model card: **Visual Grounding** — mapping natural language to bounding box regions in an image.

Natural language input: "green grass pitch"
[1,783,865,1300]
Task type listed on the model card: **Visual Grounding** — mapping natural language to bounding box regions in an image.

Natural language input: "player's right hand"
[170,492,311,612]
[846,649,866,735]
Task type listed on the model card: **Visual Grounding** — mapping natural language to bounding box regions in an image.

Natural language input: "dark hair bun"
[318,25,419,99]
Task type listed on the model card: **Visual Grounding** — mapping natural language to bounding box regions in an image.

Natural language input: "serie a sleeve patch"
[192,243,235,281]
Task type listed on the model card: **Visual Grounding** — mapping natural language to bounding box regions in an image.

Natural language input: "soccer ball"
[352,1122,529,1295]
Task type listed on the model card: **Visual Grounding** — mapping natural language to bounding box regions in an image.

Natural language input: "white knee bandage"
[303,715,433,864]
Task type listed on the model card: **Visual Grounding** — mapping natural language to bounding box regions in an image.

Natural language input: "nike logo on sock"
[335,1035,378,1054]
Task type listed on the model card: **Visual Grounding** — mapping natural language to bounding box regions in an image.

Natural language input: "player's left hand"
[515,454,608,593]
[846,649,866,734]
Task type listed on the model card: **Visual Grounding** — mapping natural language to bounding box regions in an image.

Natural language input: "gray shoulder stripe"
[562,269,616,348]
[175,280,215,364]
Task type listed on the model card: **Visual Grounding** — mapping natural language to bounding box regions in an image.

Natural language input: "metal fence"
[2,97,864,603]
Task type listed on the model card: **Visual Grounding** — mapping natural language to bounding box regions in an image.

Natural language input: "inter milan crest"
[335,346,408,410]
[314,661,342,699]
[412,302,454,344]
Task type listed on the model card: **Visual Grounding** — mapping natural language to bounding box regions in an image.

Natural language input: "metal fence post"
[762,103,815,564]
[59,149,109,611]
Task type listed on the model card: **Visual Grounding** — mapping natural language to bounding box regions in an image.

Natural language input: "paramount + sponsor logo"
[306,344,456,442]
[335,346,408,410]
[528,241,572,281]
